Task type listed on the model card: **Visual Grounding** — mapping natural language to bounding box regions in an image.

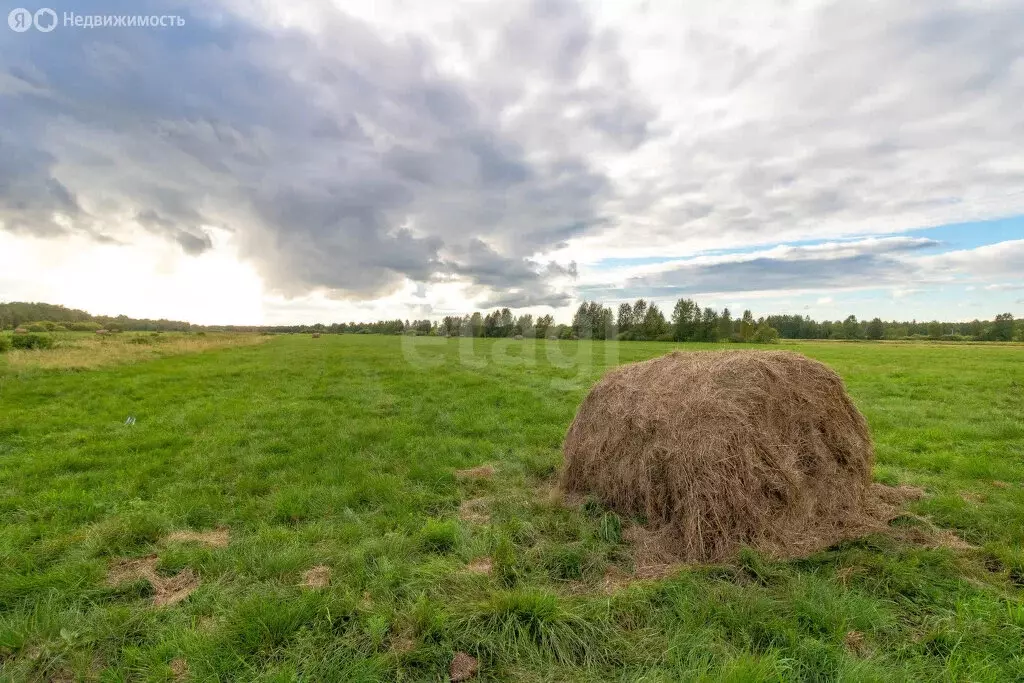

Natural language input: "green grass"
[1,335,1022,681]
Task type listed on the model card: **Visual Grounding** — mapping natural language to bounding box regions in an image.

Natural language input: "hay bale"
[96,329,109,335]
[14,327,28,334]
[514,334,524,340]
[560,350,880,562]
[311,332,321,338]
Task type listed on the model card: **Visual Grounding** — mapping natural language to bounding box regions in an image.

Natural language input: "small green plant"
[418,518,460,553]
[493,534,521,586]
[599,512,622,543]
[11,333,54,350]
[542,544,586,581]
[0,336,10,353]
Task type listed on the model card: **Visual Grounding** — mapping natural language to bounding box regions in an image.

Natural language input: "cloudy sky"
[1,0,1022,325]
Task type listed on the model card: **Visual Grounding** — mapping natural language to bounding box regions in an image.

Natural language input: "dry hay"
[169,657,190,682]
[844,630,868,656]
[390,633,416,654]
[600,565,632,593]
[164,527,229,548]
[450,652,479,682]
[466,557,493,575]
[888,514,979,551]
[458,498,491,524]
[455,464,495,480]
[301,565,331,588]
[107,555,199,607]
[960,491,985,505]
[561,350,905,563]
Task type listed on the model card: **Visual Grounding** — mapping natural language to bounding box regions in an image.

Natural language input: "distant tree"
[991,312,1015,341]
[740,310,755,341]
[617,303,634,333]
[671,298,698,341]
[842,315,862,340]
[571,303,591,339]
[514,314,534,337]
[751,324,780,344]
[866,317,884,340]
[927,320,942,340]
[641,304,667,339]
[535,314,554,339]
[718,308,733,340]
[440,316,460,336]
[572,301,614,339]
[632,299,648,327]
[470,312,483,337]
[499,308,514,337]
[700,307,720,342]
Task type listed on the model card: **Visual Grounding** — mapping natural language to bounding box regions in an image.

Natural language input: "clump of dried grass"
[455,465,495,480]
[107,555,199,607]
[301,565,331,588]
[164,527,230,548]
[561,350,899,563]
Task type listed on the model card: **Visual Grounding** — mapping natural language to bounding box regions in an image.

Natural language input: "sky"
[1,0,1022,325]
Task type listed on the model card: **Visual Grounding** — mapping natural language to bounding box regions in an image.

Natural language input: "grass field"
[1,335,1022,681]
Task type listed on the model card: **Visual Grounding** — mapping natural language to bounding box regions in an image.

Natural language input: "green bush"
[11,333,54,350]
[0,336,10,353]
[751,324,780,344]
[66,321,102,332]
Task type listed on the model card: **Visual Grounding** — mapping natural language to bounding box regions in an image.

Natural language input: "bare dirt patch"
[450,651,479,681]
[458,499,491,524]
[107,555,199,607]
[455,465,495,480]
[301,565,331,588]
[992,480,1011,489]
[164,527,229,548]
[466,557,493,575]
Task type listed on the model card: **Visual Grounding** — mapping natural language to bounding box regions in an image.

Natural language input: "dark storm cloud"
[581,238,943,299]
[0,0,650,303]
[445,239,576,307]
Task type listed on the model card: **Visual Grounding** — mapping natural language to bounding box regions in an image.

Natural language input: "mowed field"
[1,334,1022,681]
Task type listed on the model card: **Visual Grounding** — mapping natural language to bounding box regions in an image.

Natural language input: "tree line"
[1,300,1021,342]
